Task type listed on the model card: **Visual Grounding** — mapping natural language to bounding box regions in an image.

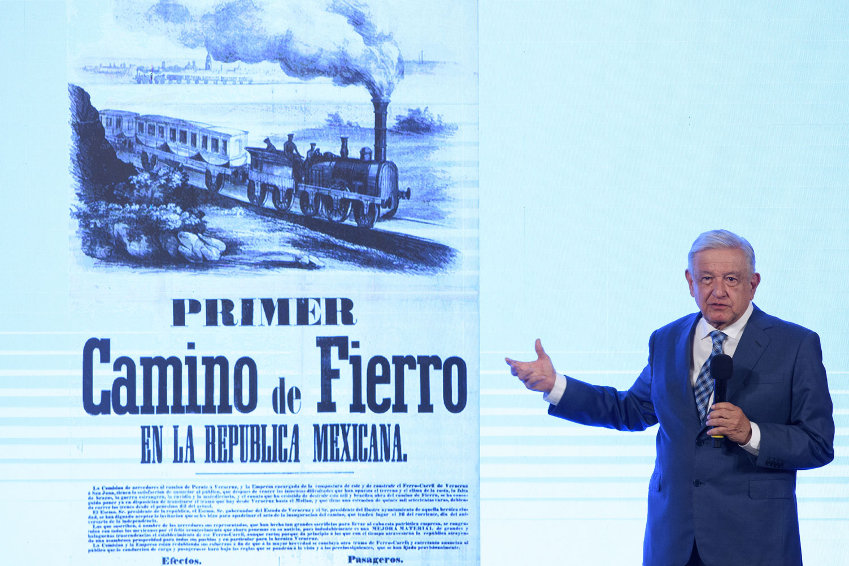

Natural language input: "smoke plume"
[138,0,404,99]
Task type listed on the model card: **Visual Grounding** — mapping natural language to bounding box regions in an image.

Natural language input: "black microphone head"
[710,354,734,382]
[711,354,734,404]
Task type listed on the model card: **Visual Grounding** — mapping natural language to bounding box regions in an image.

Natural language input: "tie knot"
[710,330,727,351]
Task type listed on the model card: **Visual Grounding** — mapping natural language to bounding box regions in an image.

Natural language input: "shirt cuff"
[543,373,567,405]
[739,421,761,455]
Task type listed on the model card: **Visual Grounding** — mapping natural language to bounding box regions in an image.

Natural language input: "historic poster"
[2,1,478,564]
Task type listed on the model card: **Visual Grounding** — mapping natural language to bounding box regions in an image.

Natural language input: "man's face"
[685,247,761,330]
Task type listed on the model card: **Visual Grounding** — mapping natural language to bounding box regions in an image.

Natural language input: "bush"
[111,166,198,209]
[74,165,206,261]
[325,112,361,129]
[392,107,457,135]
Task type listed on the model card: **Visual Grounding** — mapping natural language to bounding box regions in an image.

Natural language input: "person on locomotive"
[282,133,305,181]
[305,143,324,172]
[283,133,302,160]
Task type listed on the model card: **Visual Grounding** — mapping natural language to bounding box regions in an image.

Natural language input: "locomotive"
[99,98,410,229]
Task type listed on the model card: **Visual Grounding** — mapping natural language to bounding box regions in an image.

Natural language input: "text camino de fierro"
[78,297,469,467]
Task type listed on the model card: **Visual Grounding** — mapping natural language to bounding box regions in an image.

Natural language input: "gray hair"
[688,230,756,275]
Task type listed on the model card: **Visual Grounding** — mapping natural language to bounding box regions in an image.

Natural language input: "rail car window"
[211,138,219,153]
[222,139,228,154]
[202,135,208,150]
[191,133,197,148]
[147,124,155,136]
[105,117,112,127]
[117,117,122,129]
[158,126,164,138]
[180,130,187,144]
[170,128,177,142]
[137,121,143,134]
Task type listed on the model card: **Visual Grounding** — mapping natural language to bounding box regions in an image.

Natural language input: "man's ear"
[749,272,761,296]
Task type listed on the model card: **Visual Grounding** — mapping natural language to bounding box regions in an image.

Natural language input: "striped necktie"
[694,330,727,425]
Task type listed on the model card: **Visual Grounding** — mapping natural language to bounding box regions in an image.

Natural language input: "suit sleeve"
[756,331,834,470]
[548,331,658,431]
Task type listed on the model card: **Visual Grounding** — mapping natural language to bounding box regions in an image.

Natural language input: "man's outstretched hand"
[505,339,557,394]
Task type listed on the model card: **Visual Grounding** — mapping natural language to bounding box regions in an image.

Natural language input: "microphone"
[709,354,734,441]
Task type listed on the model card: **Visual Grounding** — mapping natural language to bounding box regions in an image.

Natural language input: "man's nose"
[711,281,728,297]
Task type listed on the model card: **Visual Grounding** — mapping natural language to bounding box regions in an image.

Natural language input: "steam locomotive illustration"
[99,98,410,229]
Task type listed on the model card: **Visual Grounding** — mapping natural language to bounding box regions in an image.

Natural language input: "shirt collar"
[696,301,754,341]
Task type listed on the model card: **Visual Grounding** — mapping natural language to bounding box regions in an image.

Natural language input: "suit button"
[693,480,703,487]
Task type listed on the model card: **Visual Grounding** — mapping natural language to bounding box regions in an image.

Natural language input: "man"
[506,230,834,566]
[282,133,303,181]
[282,133,302,160]
[306,142,318,161]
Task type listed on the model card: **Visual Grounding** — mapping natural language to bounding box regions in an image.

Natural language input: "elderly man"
[506,230,834,566]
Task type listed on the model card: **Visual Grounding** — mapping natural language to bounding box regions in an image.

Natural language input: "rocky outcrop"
[69,84,136,201]
[110,224,226,263]
[174,231,227,263]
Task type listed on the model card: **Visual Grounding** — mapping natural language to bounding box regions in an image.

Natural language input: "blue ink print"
[69,0,476,273]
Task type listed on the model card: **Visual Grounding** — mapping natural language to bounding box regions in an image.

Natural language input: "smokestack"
[372,96,388,163]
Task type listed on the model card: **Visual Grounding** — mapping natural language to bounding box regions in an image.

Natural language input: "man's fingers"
[507,341,554,389]
[508,362,533,381]
[534,338,547,360]
[523,374,549,392]
[505,358,526,377]
[707,408,728,420]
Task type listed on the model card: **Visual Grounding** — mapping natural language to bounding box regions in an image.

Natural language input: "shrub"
[325,112,361,129]
[74,165,206,261]
[392,107,457,135]
[111,166,198,209]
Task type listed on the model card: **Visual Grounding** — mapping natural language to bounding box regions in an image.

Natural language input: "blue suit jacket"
[549,305,834,566]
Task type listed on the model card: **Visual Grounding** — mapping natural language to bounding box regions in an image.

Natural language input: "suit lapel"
[675,315,702,427]
[728,305,771,402]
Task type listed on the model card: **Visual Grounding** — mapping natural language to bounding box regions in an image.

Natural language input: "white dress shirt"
[692,302,760,454]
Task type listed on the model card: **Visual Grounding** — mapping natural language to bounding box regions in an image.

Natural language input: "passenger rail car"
[99,108,410,229]
[100,110,249,194]
[99,109,139,150]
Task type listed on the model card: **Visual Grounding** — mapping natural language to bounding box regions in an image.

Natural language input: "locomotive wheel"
[299,192,320,217]
[324,182,352,223]
[353,201,378,229]
[380,191,400,220]
[247,180,267,206]
[272,187,294,212]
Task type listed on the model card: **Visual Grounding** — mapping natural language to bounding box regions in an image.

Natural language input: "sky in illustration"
[67,0,477,67]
